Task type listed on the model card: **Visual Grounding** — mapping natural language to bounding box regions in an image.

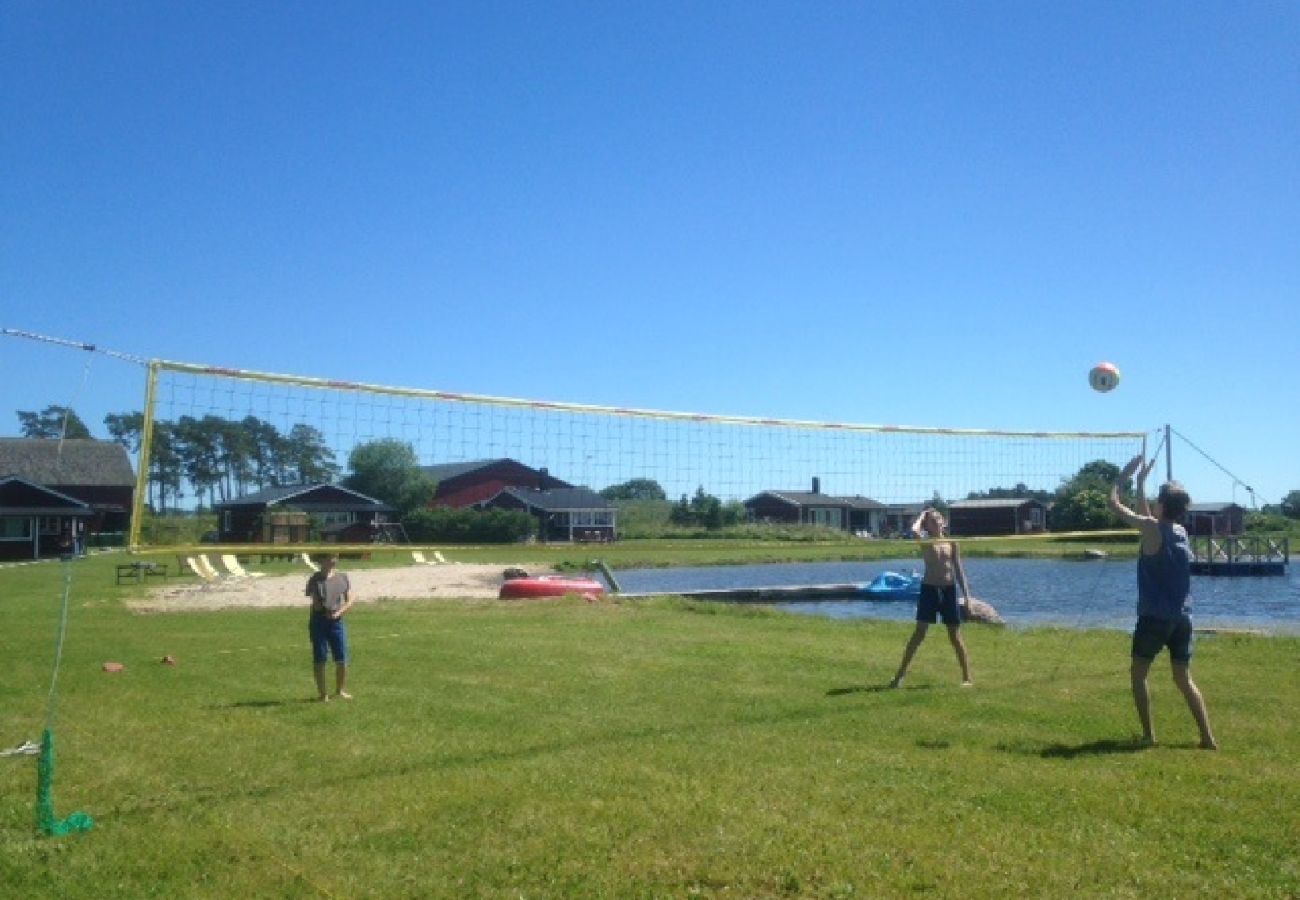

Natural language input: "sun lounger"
[411,550,437,565]
[433,551,455,565]
[196,554,225,580]
[186,556,220,583]
[220,554,266,578]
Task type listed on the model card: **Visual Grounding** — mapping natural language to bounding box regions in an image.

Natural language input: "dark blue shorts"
[1131,614,1193,663]
[309,614,349,664]
[916,583,962,626]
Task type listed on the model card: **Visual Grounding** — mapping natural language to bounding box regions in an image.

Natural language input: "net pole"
[129,361,161,552]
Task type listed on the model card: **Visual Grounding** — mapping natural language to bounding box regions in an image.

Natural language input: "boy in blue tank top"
[1108,454,1217,749]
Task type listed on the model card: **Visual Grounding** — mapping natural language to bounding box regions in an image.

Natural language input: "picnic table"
[116,562,167,585]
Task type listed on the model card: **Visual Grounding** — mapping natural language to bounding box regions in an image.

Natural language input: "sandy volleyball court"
[128,561,557,612]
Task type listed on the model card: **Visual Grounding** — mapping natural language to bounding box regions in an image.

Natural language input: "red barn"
[422,459,571,509]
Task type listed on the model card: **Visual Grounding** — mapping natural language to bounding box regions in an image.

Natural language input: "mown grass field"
[2,551,1297,898]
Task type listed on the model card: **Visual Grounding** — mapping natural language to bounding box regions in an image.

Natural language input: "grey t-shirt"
[306,571,351,615]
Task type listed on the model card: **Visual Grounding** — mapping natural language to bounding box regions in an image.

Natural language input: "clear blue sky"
[2,2,1297,505]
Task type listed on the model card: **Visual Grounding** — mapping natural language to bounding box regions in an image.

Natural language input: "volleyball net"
[128,358,1148,553]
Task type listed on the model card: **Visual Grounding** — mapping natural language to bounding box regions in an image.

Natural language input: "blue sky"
[2,2,1297,506]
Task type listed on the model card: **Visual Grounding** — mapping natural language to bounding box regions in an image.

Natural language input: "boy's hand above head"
[1137,457,1158,483]
[1119,454,1143,479]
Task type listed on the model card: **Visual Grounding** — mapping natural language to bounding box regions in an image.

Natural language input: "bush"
[136,510,219,546]
[403,507,535,544]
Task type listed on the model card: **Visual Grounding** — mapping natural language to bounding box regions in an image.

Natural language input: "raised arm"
[910,509,930,540]
[1109,455,1152,528]
[1135,457,1158,517]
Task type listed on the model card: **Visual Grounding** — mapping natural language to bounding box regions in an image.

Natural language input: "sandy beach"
[127,562,557,613]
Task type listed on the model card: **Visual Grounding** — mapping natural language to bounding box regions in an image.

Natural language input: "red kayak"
[499,576,606,600]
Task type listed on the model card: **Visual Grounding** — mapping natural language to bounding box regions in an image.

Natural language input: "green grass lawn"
[2,553,1297,898]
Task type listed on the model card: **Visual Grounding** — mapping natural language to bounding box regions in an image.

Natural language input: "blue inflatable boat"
[861,570,922,601]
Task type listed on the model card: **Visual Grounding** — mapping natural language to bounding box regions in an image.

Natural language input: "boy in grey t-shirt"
[305,555,355,701]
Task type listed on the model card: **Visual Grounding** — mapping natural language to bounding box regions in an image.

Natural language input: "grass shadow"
[998,737,1152,758]
[826,683,935,697]
[224,698,320,709]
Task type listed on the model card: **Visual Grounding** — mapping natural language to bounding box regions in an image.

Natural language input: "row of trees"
[15,406,1300,537]
[18,404,340,510]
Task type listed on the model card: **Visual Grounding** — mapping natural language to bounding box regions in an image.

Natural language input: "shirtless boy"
[889,508,974,688]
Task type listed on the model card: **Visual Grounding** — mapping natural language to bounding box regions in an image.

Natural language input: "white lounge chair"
[411,550,437,566]
[186,556,219,583]
[220,554,266,578]
[433,550,455,565]
[196,554,225,580]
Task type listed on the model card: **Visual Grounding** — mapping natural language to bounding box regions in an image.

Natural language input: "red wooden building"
[423,459,571,508]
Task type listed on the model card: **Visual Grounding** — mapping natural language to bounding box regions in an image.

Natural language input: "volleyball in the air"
[1089,362,1121,392]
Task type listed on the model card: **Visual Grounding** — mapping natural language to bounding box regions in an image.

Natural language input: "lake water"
[614,558,1300,634]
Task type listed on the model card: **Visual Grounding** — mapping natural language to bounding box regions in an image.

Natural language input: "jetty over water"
[619,584,873,603]
[1190,535,1289,576]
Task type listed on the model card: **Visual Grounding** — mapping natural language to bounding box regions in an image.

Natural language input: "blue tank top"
[1136,522,1191,619]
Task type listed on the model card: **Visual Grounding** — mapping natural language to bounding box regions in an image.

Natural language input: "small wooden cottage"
[215,484,394,544]
[948,498,1048,537]
[744,478,887,535]
[0,476,95,561]
[1185,502,1245,537]
[423,458,571,509]
[479,486,617,542]
[0,437,135,538]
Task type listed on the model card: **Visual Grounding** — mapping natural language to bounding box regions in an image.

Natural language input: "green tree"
[600,478,668,503]
[148,421,185,512]
[104,411,144,453]
[343,439,437,516]
[17,405,92,439]
[283,423,339,485]
[173,415,223,507]
[1050,459,1129,531]
[1280,490,1300,520]
[667,486,741,529]
[965,482,1053,502]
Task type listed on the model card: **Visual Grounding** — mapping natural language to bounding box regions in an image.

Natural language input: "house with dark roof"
[215,484,394,544]
[1186,502,1245,537]
[879,503,927,538]
[744,478,887,535]
[478,486,617,542]
[0,476,95,561]
[423,458,571,509]
[948,497,1047,536]
[0,438,135,538]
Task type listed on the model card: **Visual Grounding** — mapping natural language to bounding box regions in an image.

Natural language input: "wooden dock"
[619,583,890,603]
[1190,535,1289,576]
